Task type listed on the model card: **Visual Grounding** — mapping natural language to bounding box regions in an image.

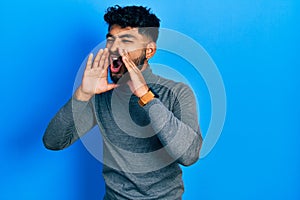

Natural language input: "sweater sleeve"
[143,85,202,166]
[43,96,97,150]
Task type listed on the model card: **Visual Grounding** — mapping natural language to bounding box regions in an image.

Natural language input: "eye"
[122,39,133,43]
[106,38,114,43]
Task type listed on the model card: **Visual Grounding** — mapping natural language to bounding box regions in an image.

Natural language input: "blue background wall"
[0,0,299,199]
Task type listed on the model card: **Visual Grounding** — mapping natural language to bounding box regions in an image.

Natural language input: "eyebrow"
[106,33,137,39]
[106,33,114,38]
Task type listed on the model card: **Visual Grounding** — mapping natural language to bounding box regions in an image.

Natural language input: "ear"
[145,42,156,60]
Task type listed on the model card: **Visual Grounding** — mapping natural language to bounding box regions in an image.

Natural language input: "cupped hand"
[120,49,149,98]
[75,48,118,101]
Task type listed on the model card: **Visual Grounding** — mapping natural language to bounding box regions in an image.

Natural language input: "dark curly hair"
[104,5,160,42]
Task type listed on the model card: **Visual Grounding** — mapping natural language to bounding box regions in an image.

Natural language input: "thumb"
[106,84,119,91]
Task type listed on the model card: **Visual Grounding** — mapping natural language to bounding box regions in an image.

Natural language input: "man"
[43,5,202,200]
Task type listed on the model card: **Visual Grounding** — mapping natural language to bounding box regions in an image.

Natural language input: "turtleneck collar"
[141,66,159,85]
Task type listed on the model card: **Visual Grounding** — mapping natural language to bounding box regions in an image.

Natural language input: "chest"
[95,91,163,153]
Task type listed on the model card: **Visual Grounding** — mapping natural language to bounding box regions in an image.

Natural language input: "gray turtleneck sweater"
[43,67,202,200]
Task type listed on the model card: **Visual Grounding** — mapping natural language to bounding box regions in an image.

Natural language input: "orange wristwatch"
[138,88,157,107]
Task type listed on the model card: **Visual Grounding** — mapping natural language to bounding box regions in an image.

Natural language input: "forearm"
[43,96,96,150]
[144,98,202,166]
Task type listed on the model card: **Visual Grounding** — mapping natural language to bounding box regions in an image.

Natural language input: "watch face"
[138,90,155,106]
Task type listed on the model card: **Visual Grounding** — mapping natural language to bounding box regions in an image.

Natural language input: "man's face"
[106,25,148,84]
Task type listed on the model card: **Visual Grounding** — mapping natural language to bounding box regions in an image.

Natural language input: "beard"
[110,50,147,84]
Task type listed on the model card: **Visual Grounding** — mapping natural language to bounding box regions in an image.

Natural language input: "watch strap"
[138,88,157,107]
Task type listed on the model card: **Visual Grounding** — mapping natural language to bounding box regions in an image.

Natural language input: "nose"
[108,39,119,54]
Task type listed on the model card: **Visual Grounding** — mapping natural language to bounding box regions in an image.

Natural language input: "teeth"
[110,55,120,61]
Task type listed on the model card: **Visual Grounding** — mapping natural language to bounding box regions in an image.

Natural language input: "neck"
[140,61,149,72]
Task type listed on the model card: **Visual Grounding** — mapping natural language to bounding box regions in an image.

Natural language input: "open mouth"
[110,55,123,73]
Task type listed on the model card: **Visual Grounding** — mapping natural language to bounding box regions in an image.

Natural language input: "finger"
[86,53,93,70]
[120,50,135,71]
[118,48,125,57]
[92,49,104,69]
[98,48,108,69]
[101,52,110,78]
[103,50,109,72]
[123,57,133,69]
[118,48,131,64]
[123,49,139,68]
[123,56,140,73]
[106,83,119,91]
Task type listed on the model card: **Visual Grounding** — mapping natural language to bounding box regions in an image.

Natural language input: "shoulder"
[153,74,195,99]
[149,74,196,113]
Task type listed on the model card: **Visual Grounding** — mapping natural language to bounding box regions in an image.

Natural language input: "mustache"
[109,50,147,68]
